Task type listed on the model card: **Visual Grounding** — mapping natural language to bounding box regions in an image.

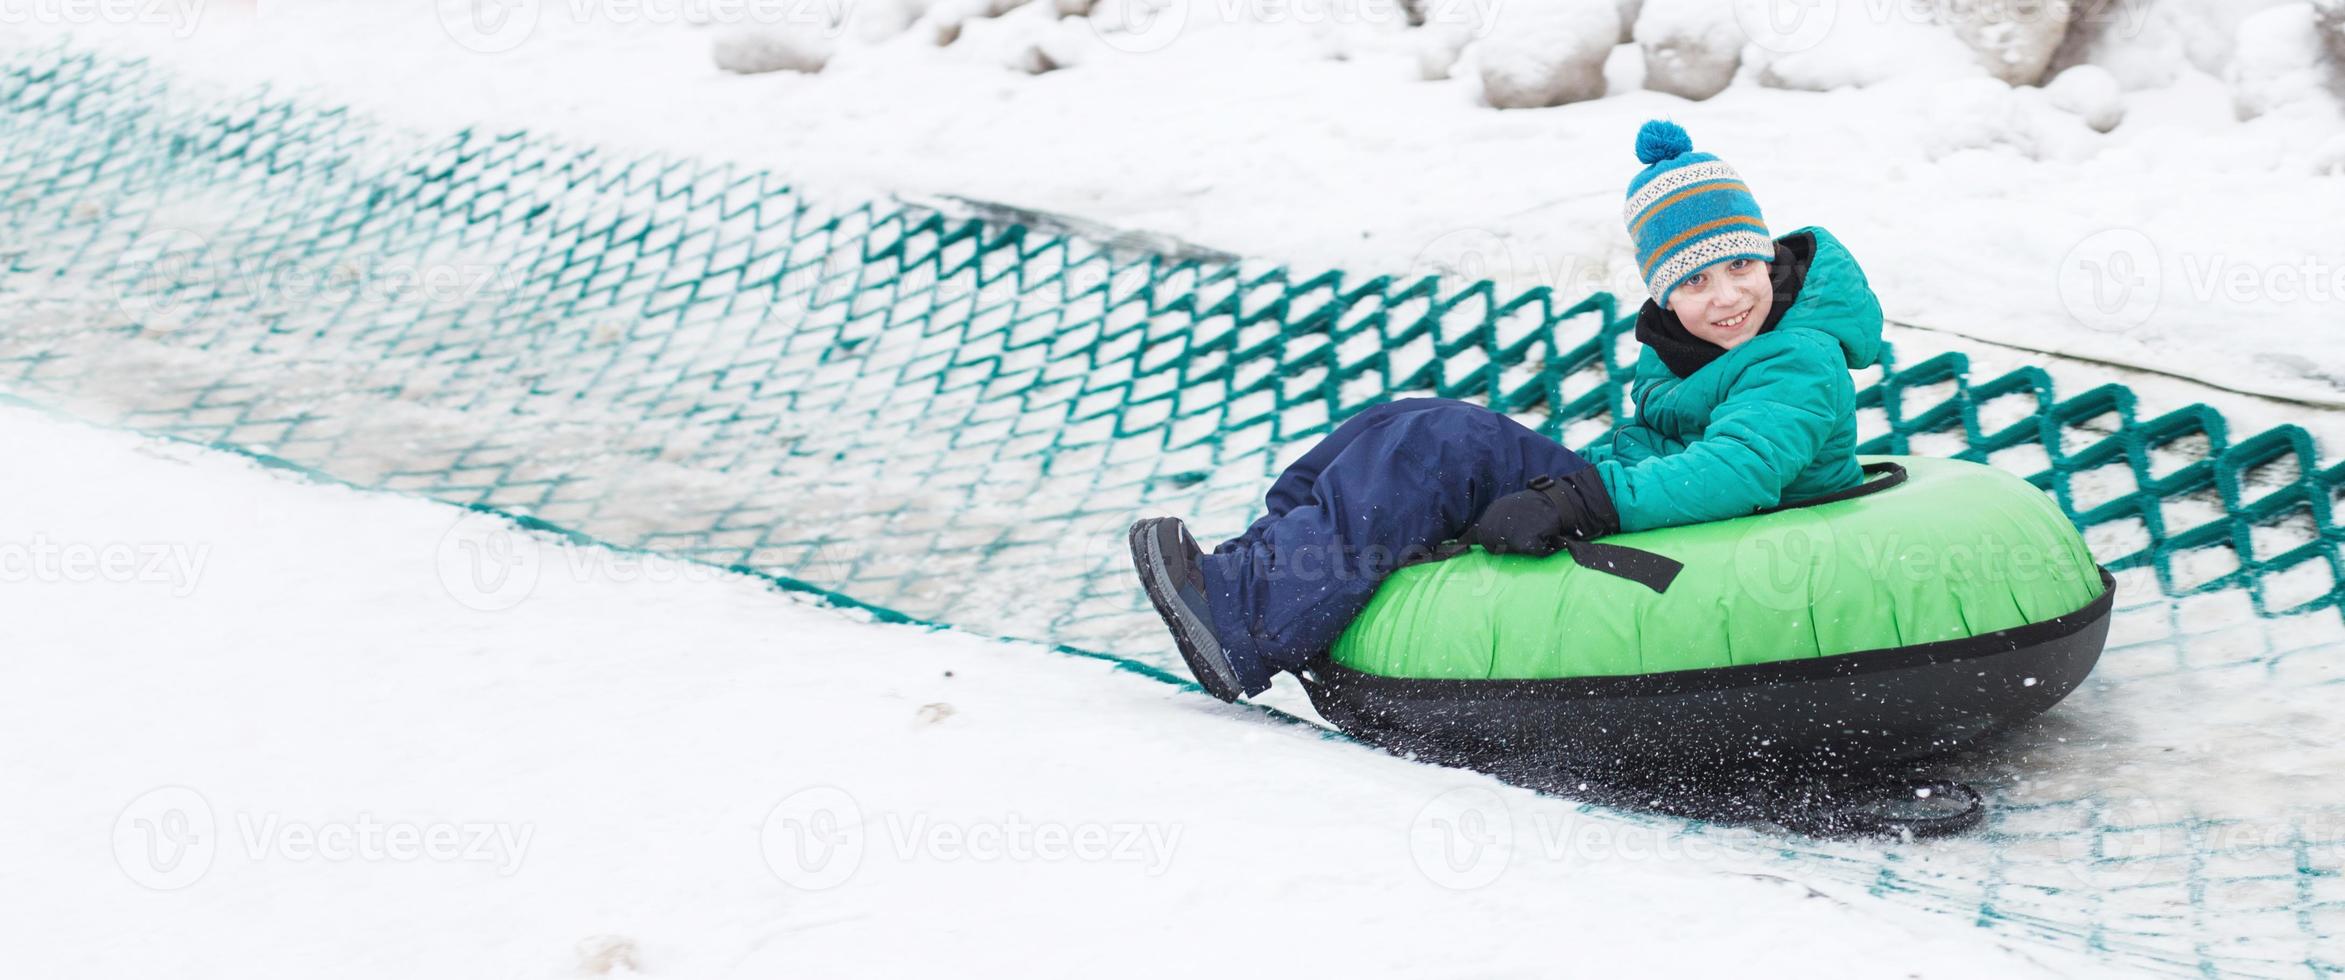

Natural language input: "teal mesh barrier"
[3,44,2340,977]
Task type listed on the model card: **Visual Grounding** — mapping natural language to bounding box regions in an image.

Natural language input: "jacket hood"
[1771,226,1884,371]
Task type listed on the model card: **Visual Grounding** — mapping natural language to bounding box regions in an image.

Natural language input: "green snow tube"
[1299,455,2113,784]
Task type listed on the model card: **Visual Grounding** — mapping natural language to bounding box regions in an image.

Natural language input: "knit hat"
[1623,120,1772,310]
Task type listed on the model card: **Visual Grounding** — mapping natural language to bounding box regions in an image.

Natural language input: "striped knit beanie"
[1623,120,1772,309]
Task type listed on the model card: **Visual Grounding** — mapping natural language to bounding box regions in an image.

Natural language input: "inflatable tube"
[1301,455,2112,781]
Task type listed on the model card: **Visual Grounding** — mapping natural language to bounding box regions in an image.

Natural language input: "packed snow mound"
[2319,132,2345,173]
[1742,0,1987,91]
[1474,0,1619,108]
[711,26,835,74]
[1919,75,2101,162]
[2043,63,2128,132]
[842,0,930,42]
[2229,3,2343,119]
[1936,0,2072,85]
[1611,0,1645,43]
[2320,0,2345,64]
[943,3,1088,74]
[2051,0,2304,90]
[1634,0,1742,101]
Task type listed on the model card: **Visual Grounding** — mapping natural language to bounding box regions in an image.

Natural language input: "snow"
[7,0,2340,416]
[0,403,2124,978]
[1472,0,1618,108]
[1937,0,2071,85]
[2043,64,2128,133]
[2057,0,2303,89]
[2324,0,2345,62]
[2229,3,2338,120]
[1632,0,1741,101]
[709,24,835,74]
[8,2,2345,973]
[1743,0,1988,91]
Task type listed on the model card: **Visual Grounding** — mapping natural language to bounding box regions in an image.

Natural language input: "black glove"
[1460,469,1621,557]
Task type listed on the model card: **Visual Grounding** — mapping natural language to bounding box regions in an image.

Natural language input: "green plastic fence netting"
[3,44,2340,978]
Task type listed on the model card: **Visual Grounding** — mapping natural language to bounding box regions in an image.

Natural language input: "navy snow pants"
[1194,397,1591,692]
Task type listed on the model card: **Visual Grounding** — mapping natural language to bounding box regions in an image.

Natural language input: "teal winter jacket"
[1582,226,1886,533]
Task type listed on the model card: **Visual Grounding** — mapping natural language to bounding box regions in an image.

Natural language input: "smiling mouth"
[1712,308,1753,331]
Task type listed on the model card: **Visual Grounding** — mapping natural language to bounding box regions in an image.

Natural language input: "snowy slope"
[7,4,2345,975]
[8,0,2345,413]
[0,403,2121,978]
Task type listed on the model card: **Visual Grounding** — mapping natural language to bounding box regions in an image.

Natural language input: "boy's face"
[1665,257,1773,350]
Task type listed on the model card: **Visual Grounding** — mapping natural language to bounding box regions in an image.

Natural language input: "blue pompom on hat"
[1623,120,1773,309]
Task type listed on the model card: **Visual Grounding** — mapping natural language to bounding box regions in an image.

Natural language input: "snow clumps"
[1476,0,1621,108]
[1634,0,1742,100]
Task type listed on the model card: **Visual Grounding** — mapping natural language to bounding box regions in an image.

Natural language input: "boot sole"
[1127,519,1243,703]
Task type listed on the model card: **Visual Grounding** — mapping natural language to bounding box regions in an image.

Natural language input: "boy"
[1130,120,1886,703]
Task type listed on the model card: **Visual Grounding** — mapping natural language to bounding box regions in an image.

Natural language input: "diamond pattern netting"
[3,45,2340,976]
